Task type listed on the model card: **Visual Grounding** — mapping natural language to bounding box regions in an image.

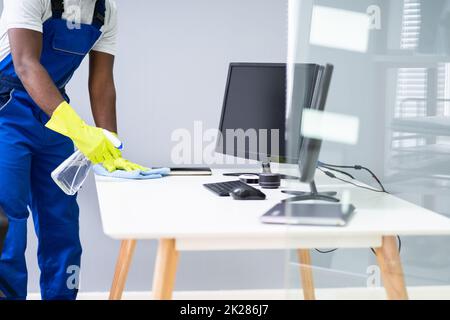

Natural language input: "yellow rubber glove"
[102,158,149,173]
[45,101,121,164]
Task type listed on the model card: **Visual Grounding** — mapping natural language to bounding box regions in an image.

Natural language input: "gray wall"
[13,0,288,293]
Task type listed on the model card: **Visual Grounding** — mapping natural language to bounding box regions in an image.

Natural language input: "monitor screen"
[216,63,319,163]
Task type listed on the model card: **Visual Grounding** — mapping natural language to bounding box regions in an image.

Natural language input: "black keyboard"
[204,180,259,197]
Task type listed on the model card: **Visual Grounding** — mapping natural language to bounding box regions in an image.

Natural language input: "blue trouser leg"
[0,91,81,300]
[0,151,31,299]
[0,106,33,300]
[30,126,82,300]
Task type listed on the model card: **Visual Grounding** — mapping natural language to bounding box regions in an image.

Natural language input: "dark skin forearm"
[8,28,64,116]
[89,50,118,133]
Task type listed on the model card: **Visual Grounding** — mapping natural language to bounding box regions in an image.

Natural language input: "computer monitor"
[216,63,321,174]
[283,64,340,202]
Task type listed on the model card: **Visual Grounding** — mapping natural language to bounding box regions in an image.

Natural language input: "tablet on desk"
[169,167,212,176]
[261,202,356,227]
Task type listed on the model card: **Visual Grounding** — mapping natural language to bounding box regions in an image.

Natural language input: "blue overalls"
[0,0,106,300]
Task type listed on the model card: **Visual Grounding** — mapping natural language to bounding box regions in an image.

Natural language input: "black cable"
[314,163,402,255]
[315,248,338,254]
[361,166,387,193]
[318,168,385,193]
[318,161,387,193]
[319,165,356,180]
[314,168,389,254]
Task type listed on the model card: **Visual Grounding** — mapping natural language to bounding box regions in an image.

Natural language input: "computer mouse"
[230,187,266,200]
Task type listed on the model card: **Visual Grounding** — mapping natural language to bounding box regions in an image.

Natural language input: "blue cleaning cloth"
[93,165,171,180]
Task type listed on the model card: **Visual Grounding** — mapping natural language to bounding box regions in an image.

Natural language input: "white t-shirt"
[0,0,118,62]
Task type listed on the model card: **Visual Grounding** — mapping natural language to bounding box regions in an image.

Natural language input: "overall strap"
[92,0,106,30]
[51,0,64,19]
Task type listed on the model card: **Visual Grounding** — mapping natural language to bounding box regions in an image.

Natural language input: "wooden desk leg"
[109,239,137,300]
[297,249,316,300]
[375,236,408,300]
[152,239,179,300]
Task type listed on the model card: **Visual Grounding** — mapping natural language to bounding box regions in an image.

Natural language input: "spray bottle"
[51,130,122,196]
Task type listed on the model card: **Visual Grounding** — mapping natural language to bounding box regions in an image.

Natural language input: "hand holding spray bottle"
[51,130,123,195]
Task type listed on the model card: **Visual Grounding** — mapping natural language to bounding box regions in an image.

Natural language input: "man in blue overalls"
[0,0,145,300]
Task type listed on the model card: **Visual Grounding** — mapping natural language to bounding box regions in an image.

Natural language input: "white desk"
[95,169,450,300]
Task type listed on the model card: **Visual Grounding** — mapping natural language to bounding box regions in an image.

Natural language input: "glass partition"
[286,0,450,299]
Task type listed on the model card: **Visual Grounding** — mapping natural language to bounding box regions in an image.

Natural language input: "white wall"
[15,0,288,293]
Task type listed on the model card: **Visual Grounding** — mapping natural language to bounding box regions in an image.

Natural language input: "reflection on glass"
[287,0,450,298]
[400,0,421,50]
[388,0,450,193]
[309,6,371,53]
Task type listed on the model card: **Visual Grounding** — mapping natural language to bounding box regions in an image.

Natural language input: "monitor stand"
[223,161,298,180]
[282,181,339,203]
